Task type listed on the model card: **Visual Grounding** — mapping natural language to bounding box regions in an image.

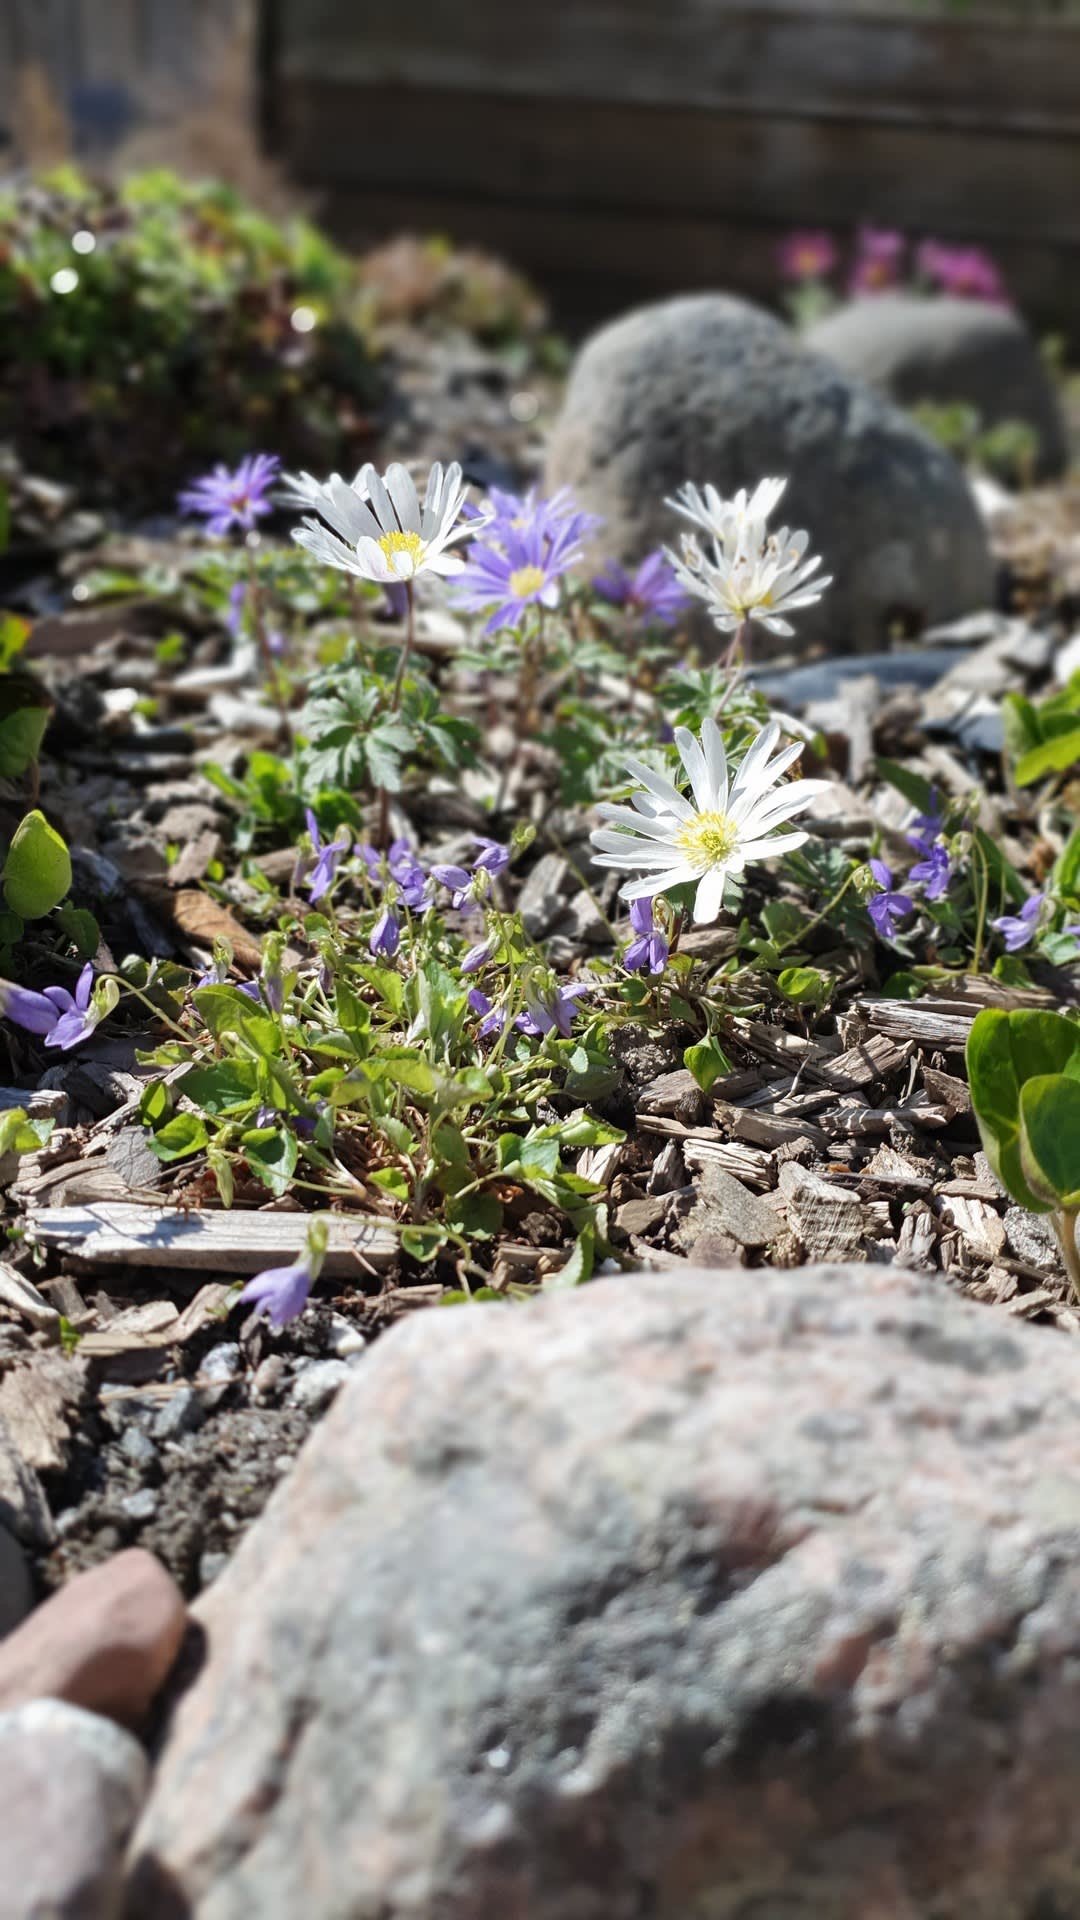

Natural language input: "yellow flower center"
[676,809,739,866]
[508,564,546,599]
[377,530,425,576]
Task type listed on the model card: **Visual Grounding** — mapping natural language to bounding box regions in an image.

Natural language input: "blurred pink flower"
[917,240,1008,305]
[778,230,838,284]
[849,227,906,296]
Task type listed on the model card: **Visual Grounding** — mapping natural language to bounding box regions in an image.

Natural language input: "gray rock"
[0,1698,147,1919]
[151,1387,205,1443]
[128,1265,1080,1919]
[287,1359,352,1414]
[808,294,1069,481]
[545,295,993,653]
[0,1523,32,1637]
[0,1409,53,1551]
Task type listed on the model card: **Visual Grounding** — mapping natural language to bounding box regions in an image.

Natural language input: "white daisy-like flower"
[666,475,787,553]
[663,474,832,639]
[590,717,829,924]
[289,460,485,586]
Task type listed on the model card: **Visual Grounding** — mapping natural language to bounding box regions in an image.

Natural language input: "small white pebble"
[509,390,538,423]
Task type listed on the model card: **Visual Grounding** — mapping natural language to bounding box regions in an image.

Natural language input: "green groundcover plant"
[967,1008,1080,1300]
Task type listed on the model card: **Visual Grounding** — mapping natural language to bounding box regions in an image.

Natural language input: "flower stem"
[722,616,752,674]
[1054,1209,1080,1305]
[377,581,415,848]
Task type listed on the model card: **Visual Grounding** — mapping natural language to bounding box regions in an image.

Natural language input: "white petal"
[737,829,809,860]
[424,549,466,576]
[730,723,782,801]
[355,534,394,582]
[693,866,727,923]
[293,523,367,579]
[701,717,729,812]
[594,806,683,840]
[385,464,422,533]
[619,865,699,900]
[621,756,693,822]
[326,474,378,543]
[592,844,690,870]
[361,464,395,534]
[673,726,713,813]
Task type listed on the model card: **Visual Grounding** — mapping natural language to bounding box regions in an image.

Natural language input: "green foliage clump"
[0,166,378,504]
[967,1008,1080,1298]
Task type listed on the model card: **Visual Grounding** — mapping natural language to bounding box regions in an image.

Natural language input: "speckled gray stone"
[128,1265,1080,1919]
[808,294,1068,481]
[1,1698,147,1919]
[545,295,993,653]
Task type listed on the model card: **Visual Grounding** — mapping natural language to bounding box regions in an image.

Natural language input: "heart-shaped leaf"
[1019,1074,1080,1210]
[966,1008,1080,1212]
[3,810,71,920]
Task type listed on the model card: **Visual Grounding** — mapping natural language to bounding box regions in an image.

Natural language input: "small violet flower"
[238,1219,328,1330]
[867,860,915,941]
[303,809,351,904]
[468,987,506,1039]
[623,897,670,976]
[370,907,401,959]
[908,841,952,902]
[519,982,589,1040]
[992,892,1043,953]
[461,937,496,975]
[178,453,281,537]
[592,551,692,628]
[1,965,109,1052]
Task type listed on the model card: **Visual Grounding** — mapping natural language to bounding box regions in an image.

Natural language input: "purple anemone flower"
[178,454,281,537]
[867,860,915,941]
[592,551,692,628]
[992,892,1043,953]
[483,486,599,553]
[303,809,351,904]
[624,897,670,976]
[238,1258,312,1329]
[454,514,585,635]
[908,841,952,902]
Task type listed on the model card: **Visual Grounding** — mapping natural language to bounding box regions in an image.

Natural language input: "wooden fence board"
[284,81,1080,244]
[275,3,1080,131]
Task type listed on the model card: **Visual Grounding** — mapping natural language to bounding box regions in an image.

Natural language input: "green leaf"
[1019,1075,1080,1210]
[1015,728,1080,787]
[543,1222,596,1291]
[0,706,48,779]
[684,1037,731,1092]
[1002,692,1044,764]
[3,811,71,920]
[875,758,936,813]
[776,965,830,1008]
[966,1008,1080,1212]
[241,1126,298,1197]
[53,903,100,960]
[1052,826,1080,902]
[147,1112,210,1163]
[445,1192,502,1239]
[180,1060,258,1115]
[371,1166,410,1201]
[401,1222,448,1263]
[0,1108,51,1156]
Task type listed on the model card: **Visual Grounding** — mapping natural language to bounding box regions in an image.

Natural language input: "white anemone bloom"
[664,475,832,639]
[666,475,787,553]
[590,717,829,923]
[288,460,483,586]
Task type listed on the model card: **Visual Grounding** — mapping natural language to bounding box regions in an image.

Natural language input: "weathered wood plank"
[275,4,1080,130]
[27,1202,396,1274]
